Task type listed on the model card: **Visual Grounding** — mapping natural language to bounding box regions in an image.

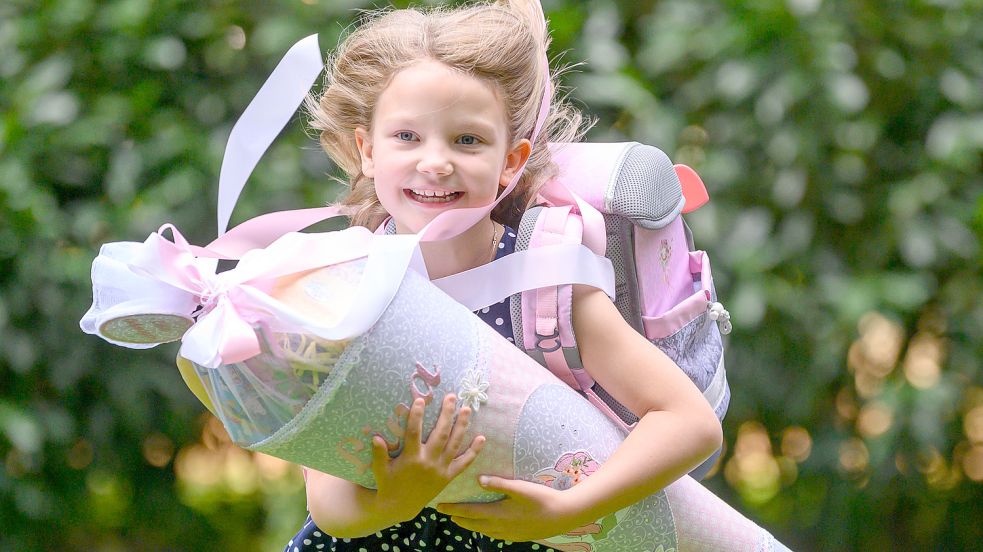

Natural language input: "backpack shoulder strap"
[513,205,639,433]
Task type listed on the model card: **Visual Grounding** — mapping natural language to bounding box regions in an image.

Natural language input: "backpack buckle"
[535,328,561,352]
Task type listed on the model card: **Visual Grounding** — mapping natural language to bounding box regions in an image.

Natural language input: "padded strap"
[538,178,607,256]
[519,206,598,396]
[532,206,572,339]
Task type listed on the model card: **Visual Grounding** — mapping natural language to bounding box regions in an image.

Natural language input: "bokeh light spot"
[226,25,247,50]
[781,426,812,462]
[142,432,175,468]
[849,312,904,378]
[836,387,858,421]
[903,332,945,389]
[857,401,894,439]
[964,406,983,444]
[838,438,869,475]
[725,422,781,505]
[962,445,983,481]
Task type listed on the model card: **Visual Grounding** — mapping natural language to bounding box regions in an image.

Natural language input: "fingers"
[442,404,472,461]
[424,394,457,450]
[476,474,513,493]
[448,435,485,474]
[478,475,542,498]
[369,434,390,481]
[401,397,426,455]
[399,393,483,465]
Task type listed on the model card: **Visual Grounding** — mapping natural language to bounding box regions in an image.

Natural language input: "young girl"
[285,1,722,550]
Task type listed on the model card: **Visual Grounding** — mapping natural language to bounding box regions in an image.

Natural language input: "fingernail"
[478,476,489,486]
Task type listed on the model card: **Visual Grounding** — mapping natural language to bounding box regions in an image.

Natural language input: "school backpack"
[423,140,731,435]
[504,142,731,476]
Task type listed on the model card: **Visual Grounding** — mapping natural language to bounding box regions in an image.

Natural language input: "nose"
[416,142,453,176]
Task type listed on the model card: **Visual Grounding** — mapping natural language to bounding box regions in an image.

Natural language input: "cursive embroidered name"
[335,362,442,473]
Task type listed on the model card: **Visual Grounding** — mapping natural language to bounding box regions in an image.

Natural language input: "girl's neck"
[410,218,500,280]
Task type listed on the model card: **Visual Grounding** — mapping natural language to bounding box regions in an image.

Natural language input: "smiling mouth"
[405,189,463,203]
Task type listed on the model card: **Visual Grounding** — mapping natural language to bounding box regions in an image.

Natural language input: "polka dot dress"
[284,509,558,552]
[285,227,557,552]
[479,227,516,344]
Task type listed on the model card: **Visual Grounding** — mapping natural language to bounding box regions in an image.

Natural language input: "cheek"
[467,157,507,186]
[373,165,400,185]
[370,156,411,191]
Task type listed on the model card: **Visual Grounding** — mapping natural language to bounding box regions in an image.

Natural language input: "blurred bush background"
[1,0,981,550]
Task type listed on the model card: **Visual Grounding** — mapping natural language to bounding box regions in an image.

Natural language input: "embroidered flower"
[534,451,601,490]
[554,451,600,484]
[659,238,672,284]
[659,238,672,264]
[457,368,489,412]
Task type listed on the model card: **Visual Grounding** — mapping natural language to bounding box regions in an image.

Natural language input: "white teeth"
[407,189,461,203]
[411,189,454,197]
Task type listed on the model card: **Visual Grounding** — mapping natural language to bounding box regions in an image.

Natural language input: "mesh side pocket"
[605,214,644,334]
[591,383,640,427]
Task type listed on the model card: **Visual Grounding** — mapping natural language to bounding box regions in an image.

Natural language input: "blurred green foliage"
[1,0,981,550]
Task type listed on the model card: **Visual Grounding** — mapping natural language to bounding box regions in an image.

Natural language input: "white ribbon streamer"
[216,34,323,237]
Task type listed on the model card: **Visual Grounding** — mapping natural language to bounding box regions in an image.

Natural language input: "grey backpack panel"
[606,143,686,230]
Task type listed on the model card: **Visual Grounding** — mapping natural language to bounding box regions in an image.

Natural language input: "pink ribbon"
[84,224,381,368]
[82,220,615,368]
[152,225,271,366]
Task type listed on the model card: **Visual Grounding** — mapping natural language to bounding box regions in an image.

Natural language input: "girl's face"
[355,60,531,233]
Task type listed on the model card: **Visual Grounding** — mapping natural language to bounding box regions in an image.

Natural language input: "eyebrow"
[456,119,499,138]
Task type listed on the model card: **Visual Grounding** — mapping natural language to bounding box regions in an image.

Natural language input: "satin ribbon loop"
[181,291,263,368]
[192,275,226,318]
[80,224,425,369]
[151,226,266,367]
[78,223,271,368]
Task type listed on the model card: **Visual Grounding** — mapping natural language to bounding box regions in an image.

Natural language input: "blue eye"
[458,135,480,145]
[397,131,416,141]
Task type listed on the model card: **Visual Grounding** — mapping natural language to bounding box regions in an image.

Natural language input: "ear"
[354,127,374,178]
[499,138,532,188]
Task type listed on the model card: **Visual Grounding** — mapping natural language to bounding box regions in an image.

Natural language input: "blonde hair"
[307,0,590,229]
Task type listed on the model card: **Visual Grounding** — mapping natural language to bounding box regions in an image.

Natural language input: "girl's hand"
[436,476,584,542]
[371,393,485,522]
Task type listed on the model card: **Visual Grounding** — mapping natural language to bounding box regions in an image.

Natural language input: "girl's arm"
[307,394,485,538]
[553,284,723,522]
[438,285,722,540]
